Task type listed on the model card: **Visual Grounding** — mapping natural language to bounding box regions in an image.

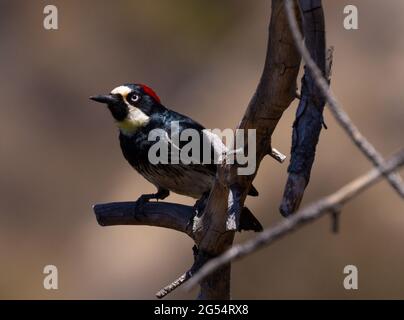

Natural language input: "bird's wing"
[203,130,259,197]
[161,113,259,196]
[159,114,218,169]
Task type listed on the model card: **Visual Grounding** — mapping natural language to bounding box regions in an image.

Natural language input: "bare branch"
[185,149,404,289]
[156,271,190,299]
[284,0,404,198]
[93,201,194,239]
[280,0,328,216]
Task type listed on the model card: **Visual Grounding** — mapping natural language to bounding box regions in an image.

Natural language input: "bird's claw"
[134,194,152,215]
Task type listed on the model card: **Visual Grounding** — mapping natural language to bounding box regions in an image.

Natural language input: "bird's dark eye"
[130,94,140,103]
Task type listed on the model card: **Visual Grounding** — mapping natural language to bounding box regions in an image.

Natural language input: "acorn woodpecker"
[90,83,262,231]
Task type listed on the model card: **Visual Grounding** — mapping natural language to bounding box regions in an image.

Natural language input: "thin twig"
[284,0,404,198]
[270,148,287,163]
[184,149,404,290]
[156,271,191,299]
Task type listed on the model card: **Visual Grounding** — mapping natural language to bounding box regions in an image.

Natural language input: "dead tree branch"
[185,149,404,289]
[280,0,329,216]
[93,201,194,239]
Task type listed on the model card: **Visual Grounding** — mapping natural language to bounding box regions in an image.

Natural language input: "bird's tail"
[239,207,263,232]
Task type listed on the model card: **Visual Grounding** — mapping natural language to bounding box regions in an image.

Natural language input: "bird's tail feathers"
[239,207,263,232]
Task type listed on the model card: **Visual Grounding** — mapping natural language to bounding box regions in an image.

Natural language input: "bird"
[90,83,262,231]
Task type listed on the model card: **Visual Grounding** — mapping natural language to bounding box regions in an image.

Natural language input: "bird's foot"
[134,194,154,214]
[133,189,169,217]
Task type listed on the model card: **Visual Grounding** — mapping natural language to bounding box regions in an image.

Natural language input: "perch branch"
[185,149,404,289]
[284,0,404,198]
[93,201,194,239]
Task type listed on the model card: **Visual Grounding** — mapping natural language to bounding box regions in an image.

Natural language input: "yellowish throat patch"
[117,106,150,135]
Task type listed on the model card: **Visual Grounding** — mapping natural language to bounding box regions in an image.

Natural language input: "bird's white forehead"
[111,85,132,97]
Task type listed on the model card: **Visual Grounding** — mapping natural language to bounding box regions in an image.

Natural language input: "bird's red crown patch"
[139,84,161,104]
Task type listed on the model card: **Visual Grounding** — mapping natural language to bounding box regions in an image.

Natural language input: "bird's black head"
[90,83,162,134]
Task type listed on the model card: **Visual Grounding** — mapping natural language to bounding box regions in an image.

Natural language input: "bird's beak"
[89,94,118,105]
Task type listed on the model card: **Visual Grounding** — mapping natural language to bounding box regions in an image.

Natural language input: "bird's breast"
[119,127,216,198]
[140,163,214,198]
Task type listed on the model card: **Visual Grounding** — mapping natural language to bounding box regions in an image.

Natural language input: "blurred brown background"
[0,0,403,299]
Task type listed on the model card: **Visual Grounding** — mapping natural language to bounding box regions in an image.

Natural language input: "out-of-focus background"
[0,0,403,299]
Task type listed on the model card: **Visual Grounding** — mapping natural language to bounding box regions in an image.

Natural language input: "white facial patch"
[111,85,150,135]
[111,85,132,99]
